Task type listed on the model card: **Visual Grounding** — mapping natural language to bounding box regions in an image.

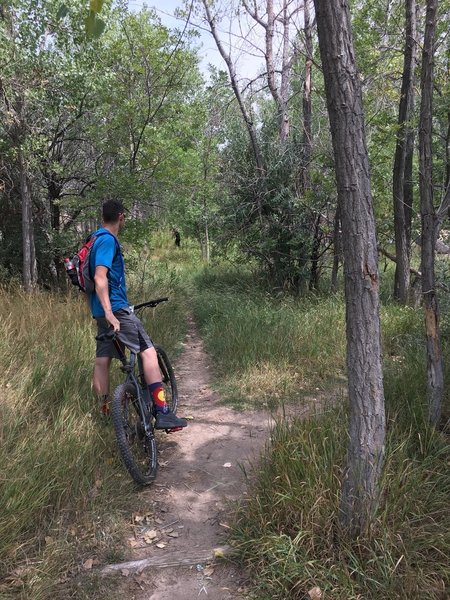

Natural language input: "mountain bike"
[97,297,178,485]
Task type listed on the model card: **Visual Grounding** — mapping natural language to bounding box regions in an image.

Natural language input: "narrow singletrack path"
[107,316,271,599]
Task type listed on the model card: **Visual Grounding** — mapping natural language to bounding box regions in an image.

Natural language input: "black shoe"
[155,412,188,430]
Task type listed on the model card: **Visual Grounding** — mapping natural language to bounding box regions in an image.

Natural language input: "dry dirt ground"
[102,317,273,599]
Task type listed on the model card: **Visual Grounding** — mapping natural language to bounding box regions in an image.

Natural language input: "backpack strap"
[88,230,122,281]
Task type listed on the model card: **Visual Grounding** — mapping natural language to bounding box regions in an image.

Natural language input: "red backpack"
[64,231,117,293]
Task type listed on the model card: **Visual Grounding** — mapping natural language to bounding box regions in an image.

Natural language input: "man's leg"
[93,356,112,414]
[140,347,187,430]
[140,346,161,385]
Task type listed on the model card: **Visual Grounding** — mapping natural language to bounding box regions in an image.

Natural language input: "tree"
[418,0,450,426]
[393,0,417,304]
[313,0,386,535]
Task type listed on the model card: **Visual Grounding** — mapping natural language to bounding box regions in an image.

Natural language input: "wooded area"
[1,0,450,597]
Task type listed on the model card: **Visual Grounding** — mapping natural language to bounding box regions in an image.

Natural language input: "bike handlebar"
[132,297,169,311]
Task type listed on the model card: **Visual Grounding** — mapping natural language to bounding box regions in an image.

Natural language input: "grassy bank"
[0,237,192,599]
[192,266,450,599]
[193,266,347,409]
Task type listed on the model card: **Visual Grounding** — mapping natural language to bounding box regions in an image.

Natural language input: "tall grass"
[193,266,347,408]
[0,250,190,599]
[192,266,450,599]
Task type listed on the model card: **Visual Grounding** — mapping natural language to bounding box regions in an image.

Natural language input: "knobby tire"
[112,382,157,485]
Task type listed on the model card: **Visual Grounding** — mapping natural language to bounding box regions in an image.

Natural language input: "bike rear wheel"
[111,382,157,485]
[155,344,178,414]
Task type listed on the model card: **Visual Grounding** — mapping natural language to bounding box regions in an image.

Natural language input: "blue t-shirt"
[89,228,129,318]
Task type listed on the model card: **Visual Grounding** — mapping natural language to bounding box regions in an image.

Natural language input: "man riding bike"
[89,199,187,432]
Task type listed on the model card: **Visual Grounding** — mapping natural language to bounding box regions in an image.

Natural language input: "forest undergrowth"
[0,235,193,600]
[0,238,449,599]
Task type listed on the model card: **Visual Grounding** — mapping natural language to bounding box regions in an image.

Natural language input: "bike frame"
[112,337,155,439]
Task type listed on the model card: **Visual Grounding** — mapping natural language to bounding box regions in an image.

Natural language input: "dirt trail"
[106,316,272,599]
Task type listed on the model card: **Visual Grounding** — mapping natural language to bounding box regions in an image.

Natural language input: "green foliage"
[192,266,347,408]
[0,0,207,287]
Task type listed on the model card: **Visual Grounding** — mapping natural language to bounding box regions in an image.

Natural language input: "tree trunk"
[393,0,417,304]
[19,148,36,291]
[309,213,322,291]
[202,196,210,263]
[419,0,443,426]
[331,203,341,293]
[202,0,264,179]
[313,0,386,536]
[301,0,313,194]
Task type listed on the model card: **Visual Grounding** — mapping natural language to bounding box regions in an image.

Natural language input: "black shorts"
[95,308,153,358]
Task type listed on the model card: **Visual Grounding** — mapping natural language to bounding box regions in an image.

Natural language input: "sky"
[126,0,266,80]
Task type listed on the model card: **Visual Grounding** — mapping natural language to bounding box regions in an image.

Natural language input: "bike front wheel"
[154,344,178,414]
[111,382,157,485]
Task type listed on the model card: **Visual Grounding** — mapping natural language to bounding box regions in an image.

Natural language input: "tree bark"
[308,213,321,291]
[18,148,37,291]
[313,0,386,536]
[393,0,416,304]
[301,0,313,194]
[419,0,443,427]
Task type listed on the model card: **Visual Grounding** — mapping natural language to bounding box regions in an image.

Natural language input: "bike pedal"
[165,427,183,434]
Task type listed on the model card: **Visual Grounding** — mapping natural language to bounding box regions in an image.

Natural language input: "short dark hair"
[102,200,125,223]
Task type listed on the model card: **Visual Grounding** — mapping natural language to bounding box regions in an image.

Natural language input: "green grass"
[193,266,347,409]
[0,250,191,599]
[3,243,450,599]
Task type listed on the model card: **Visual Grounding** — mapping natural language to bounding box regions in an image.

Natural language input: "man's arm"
[94,265,120,331]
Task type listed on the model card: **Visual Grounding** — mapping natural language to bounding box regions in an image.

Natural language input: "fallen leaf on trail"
[308,587,322,600]
[133,513,145,523]
[164,527,173,534]
[83,558,94,570]
[203,565,214,576]
[44,536,53,545]
[213,547,226,558]
[121,569,130,577]
[143,530,158,544]
[185,415,194,420]
[223,462,232,468]
[128,539,140,548]
[155,542,167,549]
[155,518,163,524]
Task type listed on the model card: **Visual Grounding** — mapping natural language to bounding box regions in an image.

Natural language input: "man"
[172,228,181,248]
[89,199,187,431]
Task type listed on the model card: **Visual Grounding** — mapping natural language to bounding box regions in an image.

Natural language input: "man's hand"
[94,266,118,329]
[105,310,120,332]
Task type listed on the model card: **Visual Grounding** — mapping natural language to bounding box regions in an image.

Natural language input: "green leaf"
[92,17,106,38]
[85,12,106,39]
[85,12,96,38]
[90,0,104,14]
[56,4,69,20]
